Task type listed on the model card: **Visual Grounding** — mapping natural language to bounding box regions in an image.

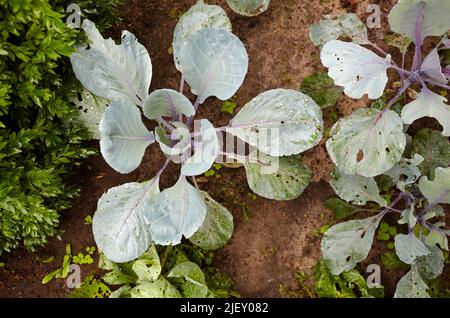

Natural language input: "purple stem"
[159,116,175,131]
[114,158,170,240]
[179,74,185,94]
[417,189,450,219]
[424,78,450,90]
[411,2,425,72]
[165,91,178,120]
[186,95,202,127]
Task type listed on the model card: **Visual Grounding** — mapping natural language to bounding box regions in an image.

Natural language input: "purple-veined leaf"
[388,0,450,44]
[321,40,391,99]
[401,88,450,136]
[178,28,248,103]
[71,20,152,106]
[100,100,154,174]
[421,48,448,84]
[173,0,231,72]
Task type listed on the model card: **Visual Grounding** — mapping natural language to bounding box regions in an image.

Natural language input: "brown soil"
[0,0,446,298]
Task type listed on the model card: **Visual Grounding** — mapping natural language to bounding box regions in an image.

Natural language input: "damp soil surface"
[0,0,446,298]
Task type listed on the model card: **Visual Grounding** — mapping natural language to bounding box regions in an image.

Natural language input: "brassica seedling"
[71,1,323,263]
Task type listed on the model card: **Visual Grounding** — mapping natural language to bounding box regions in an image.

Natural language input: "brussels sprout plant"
[310,0,450,297]
[71,1,323,263]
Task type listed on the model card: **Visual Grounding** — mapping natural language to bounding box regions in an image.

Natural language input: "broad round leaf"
[321,214,383,275]
[411,128,450,177]
[401,88,450,137]
[416,246,444,281]
[226,0,270,16]
[173,0,231,72]
[189,191,234,251]
[70,89,109,139]
[394,266,429,298]
[418,167,450,204]
[71,20,151,106]
[394,233,430,265]
[326,108,406,177]
[309,13,368,47]
[244,155,311,200]
[93,179,159,263]
[330,169,387,207]
[181,119,220,176]
[321,40,391,99]
[178,28,248,103]
[230,89,323,156]
[100,100,154,174]
[388,0,450,44]
[143,89,195,120]
[144,176,207,245]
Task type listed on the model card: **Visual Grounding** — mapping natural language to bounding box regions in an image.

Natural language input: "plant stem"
[159,116,175,131]
[411,2,425,72]
[179,74,185,93]
[424,79,450,90]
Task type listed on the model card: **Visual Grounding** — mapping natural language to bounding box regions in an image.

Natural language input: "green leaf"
[398,208,417,229]
[313,260,339,297]
[244,154,311,200]
[70,89,109,139]
[309,13,368,47]
[143,89,194,120]
[383,33,412,54]
[394,233,430,265]
[394,266,430,298]
[416,245,444,281]
[300,72,342,108]
[178,28,248,103]
[230,89,323,156]
[93,179,159,263]
[381,252,409,270]
[321,40,391,99]
[226,0,270,16]
[144,175,207,245]
[189,191,234,251]
[401,88,450,137]
[321,213,384,275]
[388,0,450,43]
[131,244,162,282]
[329,169,387,207]
[99,99,154,173]
[173,0,231,72]
[384,154,423,191]
[42,269,60,284]
[323,198,359,219]
[419,167,450,204]
[326,108,406,177]
[167,261,208,297]
[128,277,181,298]
[411,128,450,178]
[71,20,152,105]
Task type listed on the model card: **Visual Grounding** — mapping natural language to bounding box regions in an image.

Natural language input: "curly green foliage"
[0,0,124,254]
[313,259,384,298]
[52,0,123,34]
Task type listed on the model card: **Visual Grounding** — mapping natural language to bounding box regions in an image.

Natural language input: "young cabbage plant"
[71,1,323,263]
[310,0,450,298]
